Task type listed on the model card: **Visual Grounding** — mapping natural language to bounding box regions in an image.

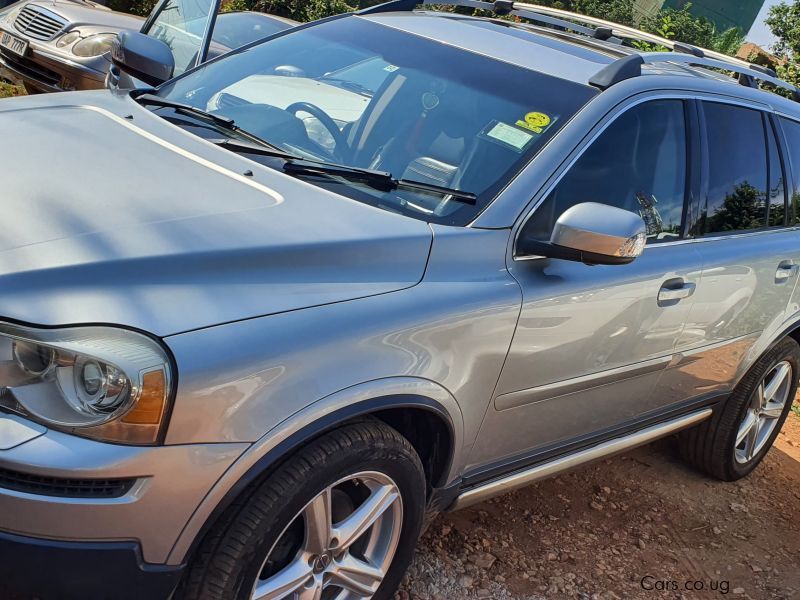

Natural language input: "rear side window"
[779,117,800,225]
[699,102,770,235]
[522,99,688,244]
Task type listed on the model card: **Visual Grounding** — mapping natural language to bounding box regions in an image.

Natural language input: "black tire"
[179,420,426,600]
[679,336,800,481]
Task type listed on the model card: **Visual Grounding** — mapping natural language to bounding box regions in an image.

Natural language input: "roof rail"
[361,0,800,101]
[591,52,800,100]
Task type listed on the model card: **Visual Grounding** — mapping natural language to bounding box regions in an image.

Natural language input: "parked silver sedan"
[0,0,294,93]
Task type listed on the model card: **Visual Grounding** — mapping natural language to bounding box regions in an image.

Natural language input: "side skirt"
[449,408,712,510]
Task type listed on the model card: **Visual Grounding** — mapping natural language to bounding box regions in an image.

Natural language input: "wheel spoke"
[753,383,766,410]
[745,416,761,461]
[736,410,758,447]
[329,554,384,597]
[253,559,314,600]
[303,488,332,555]
[298,582,323,600]
[762,403,785,420]
[331,484,399,551]
[764,363,791,404]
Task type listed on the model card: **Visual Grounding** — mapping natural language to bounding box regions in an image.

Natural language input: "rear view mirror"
[517,202,647,266]
[111,31,175,87]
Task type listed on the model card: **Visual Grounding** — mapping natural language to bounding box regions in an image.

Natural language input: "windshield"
[156,16,597,225]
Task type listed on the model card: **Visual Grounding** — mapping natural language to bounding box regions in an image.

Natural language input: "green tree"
[766,1,800,58]
[765,1,800,88]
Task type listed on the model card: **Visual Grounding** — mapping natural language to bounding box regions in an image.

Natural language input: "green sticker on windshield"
[481,121,535,152]
[384,64,400,72]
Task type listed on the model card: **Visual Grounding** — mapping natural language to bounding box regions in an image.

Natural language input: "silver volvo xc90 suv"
[2,1,800,598]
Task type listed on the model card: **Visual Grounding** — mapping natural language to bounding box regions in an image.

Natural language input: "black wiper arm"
[135,93,237,129]
[206,137,303,161]
[283,160,477,205]
[394,178,478,205]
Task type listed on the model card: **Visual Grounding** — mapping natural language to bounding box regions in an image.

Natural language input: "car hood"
[0,92,433,336]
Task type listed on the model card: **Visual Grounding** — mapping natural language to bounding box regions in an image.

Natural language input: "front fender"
[166,377,464,565]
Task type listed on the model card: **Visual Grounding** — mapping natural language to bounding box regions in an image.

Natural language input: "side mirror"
[517,202,647,266]
[111,31,175,87]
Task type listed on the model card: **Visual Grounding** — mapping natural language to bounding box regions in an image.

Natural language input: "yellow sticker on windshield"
[516,112,552,134]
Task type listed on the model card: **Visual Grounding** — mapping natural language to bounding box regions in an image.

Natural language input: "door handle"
[658,281,696,304]
[776,261,797,282]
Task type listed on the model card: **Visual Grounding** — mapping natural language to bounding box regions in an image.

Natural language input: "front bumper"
[0,529,183,600]
[0,32,107,92]
[0,412,248,566]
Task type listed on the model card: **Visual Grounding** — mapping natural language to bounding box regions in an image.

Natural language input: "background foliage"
[766,1,800,89]
[111,0,746,60]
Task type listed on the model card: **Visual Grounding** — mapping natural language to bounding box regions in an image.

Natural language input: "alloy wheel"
[251,471,403,600]
[734,361,793,464]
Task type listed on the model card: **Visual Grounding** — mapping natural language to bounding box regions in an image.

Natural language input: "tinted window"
[767,120,787,227]
[779,117,800,225]
[700,102,768,235]
[522,100,688,244]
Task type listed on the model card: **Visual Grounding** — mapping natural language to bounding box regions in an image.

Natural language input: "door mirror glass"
[111,31,175,87]
[517,202,647,265]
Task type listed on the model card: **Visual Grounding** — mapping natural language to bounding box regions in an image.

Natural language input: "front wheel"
[679,336,800,481]
[180,421,426,600]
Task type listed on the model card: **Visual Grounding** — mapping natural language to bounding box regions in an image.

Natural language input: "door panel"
[666,103,799,401]
[468,247,702,468]
[469,99,703,469]
[670,233,799,400]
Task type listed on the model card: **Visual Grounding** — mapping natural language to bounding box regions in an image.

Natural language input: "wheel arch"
[168,379,464,566]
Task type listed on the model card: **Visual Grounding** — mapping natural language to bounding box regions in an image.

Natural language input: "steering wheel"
[286,101,347,161]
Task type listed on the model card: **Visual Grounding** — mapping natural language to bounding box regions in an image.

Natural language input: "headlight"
[72,33,116,57]
[0,322,173,445]
[56,31,82,48]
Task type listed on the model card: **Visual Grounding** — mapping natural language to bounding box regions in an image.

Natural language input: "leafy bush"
[100,0,745,59]
[0,81,24,98]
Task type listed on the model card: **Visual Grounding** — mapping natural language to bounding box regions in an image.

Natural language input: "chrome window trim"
[510,89,788,262]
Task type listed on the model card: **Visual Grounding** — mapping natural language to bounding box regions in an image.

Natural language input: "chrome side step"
[451,408,712,510]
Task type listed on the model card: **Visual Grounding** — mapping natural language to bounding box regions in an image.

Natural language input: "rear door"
[663,100,799,403]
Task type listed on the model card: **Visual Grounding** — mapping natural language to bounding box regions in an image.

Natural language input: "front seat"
[369,84,480,189]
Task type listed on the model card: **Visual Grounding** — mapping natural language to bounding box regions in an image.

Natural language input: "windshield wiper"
[283,160,478,205]
[172,122,477,205]
[136,94,304,159]
[206,137,304,161]
[136,93,238,129]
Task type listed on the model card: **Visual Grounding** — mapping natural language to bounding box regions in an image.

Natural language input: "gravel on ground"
[399,400,800,600]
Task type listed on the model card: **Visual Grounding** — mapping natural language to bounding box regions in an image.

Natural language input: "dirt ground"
[398,401,800,600]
